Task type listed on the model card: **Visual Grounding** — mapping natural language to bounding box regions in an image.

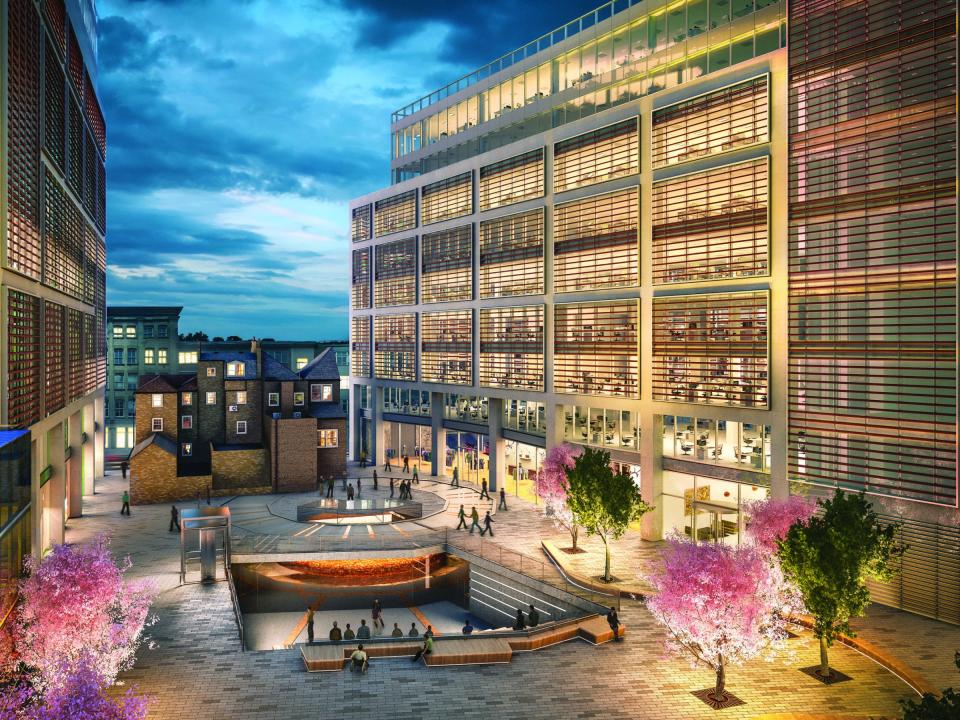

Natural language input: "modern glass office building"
[350,0,958,622]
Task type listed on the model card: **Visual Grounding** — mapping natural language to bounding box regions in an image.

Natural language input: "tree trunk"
[570,524,578,551]
[712,656,727,701]
[818,635,831,678]
[602,537,611,582]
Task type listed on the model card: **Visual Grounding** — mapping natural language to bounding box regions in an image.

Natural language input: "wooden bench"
[423,637,513,667]
[301,644,347,672]
[507,622,581,652]
[577,615,626,644]
[363,642,420,659]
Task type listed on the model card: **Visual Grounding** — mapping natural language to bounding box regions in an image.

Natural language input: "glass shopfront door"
[662,470,768,545]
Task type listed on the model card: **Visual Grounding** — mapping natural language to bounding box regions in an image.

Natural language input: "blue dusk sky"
[99,0,591,340]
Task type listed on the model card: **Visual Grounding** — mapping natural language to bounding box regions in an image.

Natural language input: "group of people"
[455,505,495,536]
[394,477,416,501]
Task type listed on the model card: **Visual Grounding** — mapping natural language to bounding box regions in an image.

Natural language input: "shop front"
[444,432,489,486]
[661,470,768,545]
[382,421,432,470]
[503,440,546,504]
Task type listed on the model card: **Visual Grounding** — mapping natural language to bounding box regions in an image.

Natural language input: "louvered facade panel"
[44,301,66,415]
[7,290,42,427]
[374,314,416,381]
[421,225,472,303]
[351,248,371,310]
[479,305,544,391]
[350,316,371,378]
[554,301,638,398]
[374,191,416,237]
[351,204,372,242]
[554,118,638,193]
[421,171,472,225]
[43,38,66,173]
[374,237,416,307]
[67,307,84,403]
[479,209,543,299]
[479,149,543,211]
[421,310,472,385]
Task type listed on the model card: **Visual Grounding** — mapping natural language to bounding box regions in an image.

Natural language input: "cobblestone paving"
[64,470,936,720]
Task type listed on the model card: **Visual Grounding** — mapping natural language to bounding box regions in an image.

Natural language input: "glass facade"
[479,209,544,298]
[420,225,472,303]
[663,415,771,472]
[383,421,432,469]
[503,399,546,436]
[444,394,489,423]
[351,248,371,310]
[374,313,416,381]
[479,305,544,390]
[374,237,416,307]
[420,310,472,385]
[479,149,544,211]
[421,172,472,225]
[662,470,768,545]
[374,190,417,237]
[351,203,372,242]
[350,316,371,378]
[554,300,638,397]
[554,117,638,193]
[383,388,431,416]
[562,404,640,451]
[504,441,546,503]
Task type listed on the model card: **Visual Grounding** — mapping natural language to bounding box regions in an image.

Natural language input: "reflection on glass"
[662,415,771,472]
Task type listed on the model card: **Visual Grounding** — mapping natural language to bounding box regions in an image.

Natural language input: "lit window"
[236,420,247,435]
[112,326,123,337]
[235,391,247,405]
[181,415,192,429]
[144,349,155,365]
[205,392,217,405]
[151,393,163,407]
[293,392,305,406]
[296,357,308,370]
[178,351,198,364]
[268,393,279,407]
[158,349,168,364]
[311,384,333,402]
[182,392,193,406]
[317,429,339,447]
[226,361,245,377]
[125,326,136,338]
[151,418,163,432]
[205,366,217,377]
[182,443,192,457]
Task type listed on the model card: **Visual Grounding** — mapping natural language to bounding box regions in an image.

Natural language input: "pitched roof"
[136,374,196,393]
[130,432,176,459]
[199,351,259,378]
[299,347,340,381]
[261,354,299,381]
[107,306,183,318]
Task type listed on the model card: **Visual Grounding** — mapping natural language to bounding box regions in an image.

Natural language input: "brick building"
[129,342,346,503]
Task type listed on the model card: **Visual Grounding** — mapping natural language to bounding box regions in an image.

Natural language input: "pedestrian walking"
[357,478,362,496]
[412,466,419,484]
[479,479,490,500]
[342,475,348,491]
[306,607,315,643]
[344,623,355,641]
[513,608,526,631]
[121,490,131,516]
[347,483,355,501]
[411,635,433,663]
[326,475,335,499]
[120,460,128,479]
[451,466,459,487]
[373,471,378,491]
[169,505,179,532]
[606,607,622,641]
[527,604,539,627]
[329,621,342,643]
[384,455,393,472]
[469,506,480,534]
[357,619,371,640]
[389,477,395,498]
[402,454,410,473]
[372,600,384,631]
[498,487,508,510]
[456,505,468,530]
[480,511,494,537]
[359,450,367,468]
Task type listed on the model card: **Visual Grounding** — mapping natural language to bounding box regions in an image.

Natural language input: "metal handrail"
[226,566,244,651]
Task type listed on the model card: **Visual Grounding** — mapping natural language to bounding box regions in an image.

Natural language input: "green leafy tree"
[900,689,959,720]
[779,490,901,679]
[565,447,653,582]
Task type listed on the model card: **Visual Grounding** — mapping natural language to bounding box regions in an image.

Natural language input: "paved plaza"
[63,469,959,720]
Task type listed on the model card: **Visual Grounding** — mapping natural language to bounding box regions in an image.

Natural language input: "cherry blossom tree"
[645,536,796,706]
[742,496,818,553]
[535,443,582,551]
[15,536,155,691]
[29,662,148,720]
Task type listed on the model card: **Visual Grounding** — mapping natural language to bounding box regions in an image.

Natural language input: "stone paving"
[61,468,952,720]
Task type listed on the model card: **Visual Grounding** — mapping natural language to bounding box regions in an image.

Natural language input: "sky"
[98,0,593,340]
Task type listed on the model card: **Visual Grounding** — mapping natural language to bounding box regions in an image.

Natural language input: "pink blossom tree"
[29,661,148,720]
[742,496,818,553]
[15,536,155,691]
[645,536,797,706]
[535,443,582,550]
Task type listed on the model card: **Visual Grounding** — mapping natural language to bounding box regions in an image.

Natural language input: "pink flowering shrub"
[16,536,155,691]
[742,496,818,553]
[0,663,146,720]
[535,444,582,550]
[645,536,797,702]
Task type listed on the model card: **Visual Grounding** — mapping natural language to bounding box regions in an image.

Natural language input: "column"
[30,435,43,559]
[545,402,564,452]
[46,424,66,548]
[640,414,664,540]
[430,391,444,478]
[372,385,384,467]
[486,397,504,492]
[350,383,362,462]
[92,393,105,494]
[68,411,83,519]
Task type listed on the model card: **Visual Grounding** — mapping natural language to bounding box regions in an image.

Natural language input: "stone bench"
[507,621,582,652]
[301,641,422,672]
[577,615,626,644]
[423,637,513,667]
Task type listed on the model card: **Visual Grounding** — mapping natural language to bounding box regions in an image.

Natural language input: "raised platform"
[296,497,423,524]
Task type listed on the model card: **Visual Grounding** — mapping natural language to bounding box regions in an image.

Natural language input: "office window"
[127,376,137,391]
[125,326,135,338]
[143,325,154,338]
[182,392,193,405]
[479,305,544,390]
[374,190,417,237]
[178,351,198,364]
[374,236,416,307]
[157,325,168,338]
[554,301,639,398]
[112,326,123,337]
[181,415,192,429]
[268,392,279,406]
[151,418,163,432]
[311,384,333,402]
[144,349,155,365]
[421,310,472,385]
[296,357,308,370]
[205,366,216,377]
[563,405,640,451]
[226,361,245,377]
[205,391,217,405]
[421,225,472,303]
[352,203,372,241]
[235,391,247,405]
[318,429,339,448]
[652,291,769,408]
[113,373,123,390]
[293,392,305,406]
[182,442,192,457]
[114,398,125,416]
[351,316,371,378]
[374,313,417,381]
[479,149,544,211]
[158,349,168,364]
[127,348,137,364]
[151,393,163,407]
[652,76,768,169]
[554,118,639,193]
[652,158,768,284]
[422,171,472,225]
[113,348,123,365]
[479,209,544,298]
[236,420,247,435]
[554,188,638,292]
[127,399,135,416]
[352,247,371,310]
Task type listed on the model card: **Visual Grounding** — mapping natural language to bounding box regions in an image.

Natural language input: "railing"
[295,499,423,524]
[226,566,245,651]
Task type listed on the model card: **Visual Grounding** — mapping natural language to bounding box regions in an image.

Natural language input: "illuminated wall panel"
[351,316,371,378]
[421,310,472,385]
[652,76,768,168]
[95,235,107,386]
[788,0,957,506]
[351,248,371,310]
[554,117,638,193]
[7,290,42,428]
[83,222,97,305]
[374,314,416,381]
[479,149,544,211]
[479,209,544,298]
[554,301,638,398]
[421,225,472,303]
[43,0,67,55]
[44,301,66,415]
[653,291,769,408]
[422,171,472,225]
[374,237,416,307]
[83,313,96,393]
[352,204,372,242]
[374,191,417,237]
[652,159,768,284]
[67,307,84,403]
[67,99,83,199]
[44,38,66,174]
[479,305,543,391]
[554,187,638,292]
